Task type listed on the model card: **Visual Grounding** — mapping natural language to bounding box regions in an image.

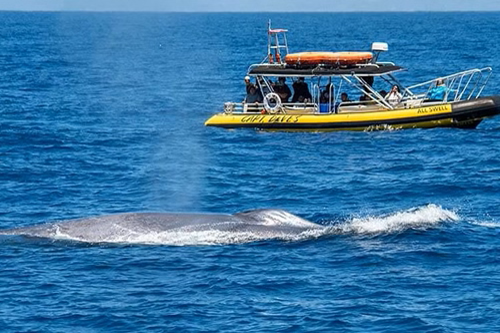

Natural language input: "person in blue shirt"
[319,85,332,113]
[429,79,448,100]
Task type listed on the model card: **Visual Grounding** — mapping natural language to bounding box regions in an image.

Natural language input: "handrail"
[408,68,491,88]
[405,67,492,102]
[376,61,396,66]
[312,84,321,106]
[475,70,492,99]
[223,102,321,114]
[406,68,491,90]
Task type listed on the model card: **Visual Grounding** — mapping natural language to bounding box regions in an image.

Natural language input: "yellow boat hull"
[205,98,500,131]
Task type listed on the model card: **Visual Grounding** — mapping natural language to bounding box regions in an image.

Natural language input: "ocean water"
[1,11,500,332]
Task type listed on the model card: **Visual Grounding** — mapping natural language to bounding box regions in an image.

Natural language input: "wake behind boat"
[205,22,500,131]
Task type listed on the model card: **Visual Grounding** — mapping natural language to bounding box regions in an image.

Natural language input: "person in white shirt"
[385,85,402,106]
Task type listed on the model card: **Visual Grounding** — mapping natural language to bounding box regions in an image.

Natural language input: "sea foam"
[336,204,460,235]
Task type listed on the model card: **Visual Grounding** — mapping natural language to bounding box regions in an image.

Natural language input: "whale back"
[0,209,322,244]
[234,209,321,228]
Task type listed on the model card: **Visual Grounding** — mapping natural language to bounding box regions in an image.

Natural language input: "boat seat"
[338,104,386,113]
[283,106,316,114]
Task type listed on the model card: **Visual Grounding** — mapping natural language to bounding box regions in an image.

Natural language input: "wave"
[469,221,500,228]
[335,204,460,235]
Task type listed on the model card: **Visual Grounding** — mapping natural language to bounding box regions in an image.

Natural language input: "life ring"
[285,51,373,66]
[223,102,235,114]
[263,93,283,114]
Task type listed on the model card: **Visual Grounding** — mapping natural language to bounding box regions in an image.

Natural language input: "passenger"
[385,85,402,106]
[244,76,252,93]
[319,89,332,113]
[340,92,350,103]
[245,84,263,104]
[336,92,350,109]
[320,83,332,101]
[379,90,387,98]
[428,78,448,100]
[296,95,311,104]
[320,90,330,104]
[334,93,350,113]
[292,77,312,103]
[273,77,292,103]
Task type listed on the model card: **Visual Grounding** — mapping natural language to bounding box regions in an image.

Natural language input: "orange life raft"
[285,51,373,66]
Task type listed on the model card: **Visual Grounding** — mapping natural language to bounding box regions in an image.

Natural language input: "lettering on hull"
[241,115,302,124]
[416,105,451,114]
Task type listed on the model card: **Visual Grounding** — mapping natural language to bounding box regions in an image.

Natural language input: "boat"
[205,22,500,131]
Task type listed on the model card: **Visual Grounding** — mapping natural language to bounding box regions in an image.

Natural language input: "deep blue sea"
[1,11,500,332]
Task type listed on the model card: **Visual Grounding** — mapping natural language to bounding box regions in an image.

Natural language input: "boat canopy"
[248,63,405,77]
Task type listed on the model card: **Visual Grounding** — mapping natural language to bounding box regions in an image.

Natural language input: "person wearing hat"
[244,76,252,93]
[428,78,448,101]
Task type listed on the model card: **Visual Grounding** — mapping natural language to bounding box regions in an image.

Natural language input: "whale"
[0,209,325,244]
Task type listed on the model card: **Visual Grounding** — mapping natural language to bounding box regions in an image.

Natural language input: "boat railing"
[226,99,385,115]
[312,84,321,106]
[224,102,322,114]
[376,61,396,66]
[406,67,492,102]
